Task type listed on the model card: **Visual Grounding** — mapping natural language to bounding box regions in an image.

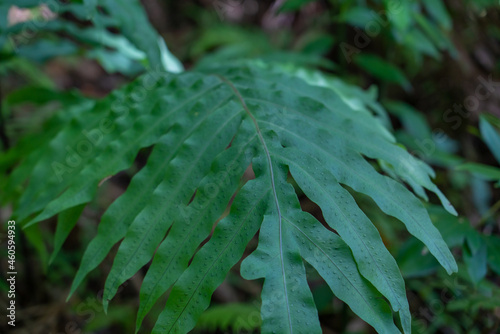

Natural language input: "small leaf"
[485,236,500,276]
[463,242,488,285]
[421,0,452,30]
[337,8,377,27]
[480,115,500,165]
[456,163,500,181]
[354,54,412,91]
[50,204,85,264]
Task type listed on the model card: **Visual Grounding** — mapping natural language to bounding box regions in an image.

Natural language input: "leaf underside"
[6,62,458,334]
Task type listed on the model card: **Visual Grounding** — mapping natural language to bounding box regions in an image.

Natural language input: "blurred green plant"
[1,1,499,334]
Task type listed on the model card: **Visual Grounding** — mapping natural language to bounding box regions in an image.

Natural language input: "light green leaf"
[91,0,183,71]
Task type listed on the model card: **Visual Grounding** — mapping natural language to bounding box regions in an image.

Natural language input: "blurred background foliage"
[0,0,500,333]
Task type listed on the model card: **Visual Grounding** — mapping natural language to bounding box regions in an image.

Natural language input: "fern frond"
[194,303,261,333]
[135,120,258,331]
[241,156,401,333]
[8,61,458,333]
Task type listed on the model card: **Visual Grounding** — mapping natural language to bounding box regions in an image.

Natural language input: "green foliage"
[457,116,500,186]
[3,56,458,332]
[282,0,457,69]
[194,303,261,333]
[354,54,412,91]
[0,0,182,75]
[5,0,500,333]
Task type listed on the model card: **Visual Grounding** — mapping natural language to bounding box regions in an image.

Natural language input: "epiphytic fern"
[3,60,458,333]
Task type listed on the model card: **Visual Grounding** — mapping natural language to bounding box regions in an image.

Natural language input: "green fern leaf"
[50,204,85,264]
[70,75,235,296]
[9,61,458,333]
[135,120,257,331]
[152,160,271,333]
[271,146,411,333]
[101,100,244,311]
[194,303,261,332]
[241,156,401,334]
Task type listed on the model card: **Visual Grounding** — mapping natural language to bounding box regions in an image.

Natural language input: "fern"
[5,61,458,333]
[194,303,261,332]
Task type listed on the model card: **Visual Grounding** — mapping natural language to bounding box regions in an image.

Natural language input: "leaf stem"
[215,74,293,332]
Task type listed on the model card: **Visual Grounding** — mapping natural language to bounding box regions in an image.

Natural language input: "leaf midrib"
[228,74,392,142]
[216,75,294,333]
[282,216,383,321]
[262,120,452,270]
[272,151,405,315]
